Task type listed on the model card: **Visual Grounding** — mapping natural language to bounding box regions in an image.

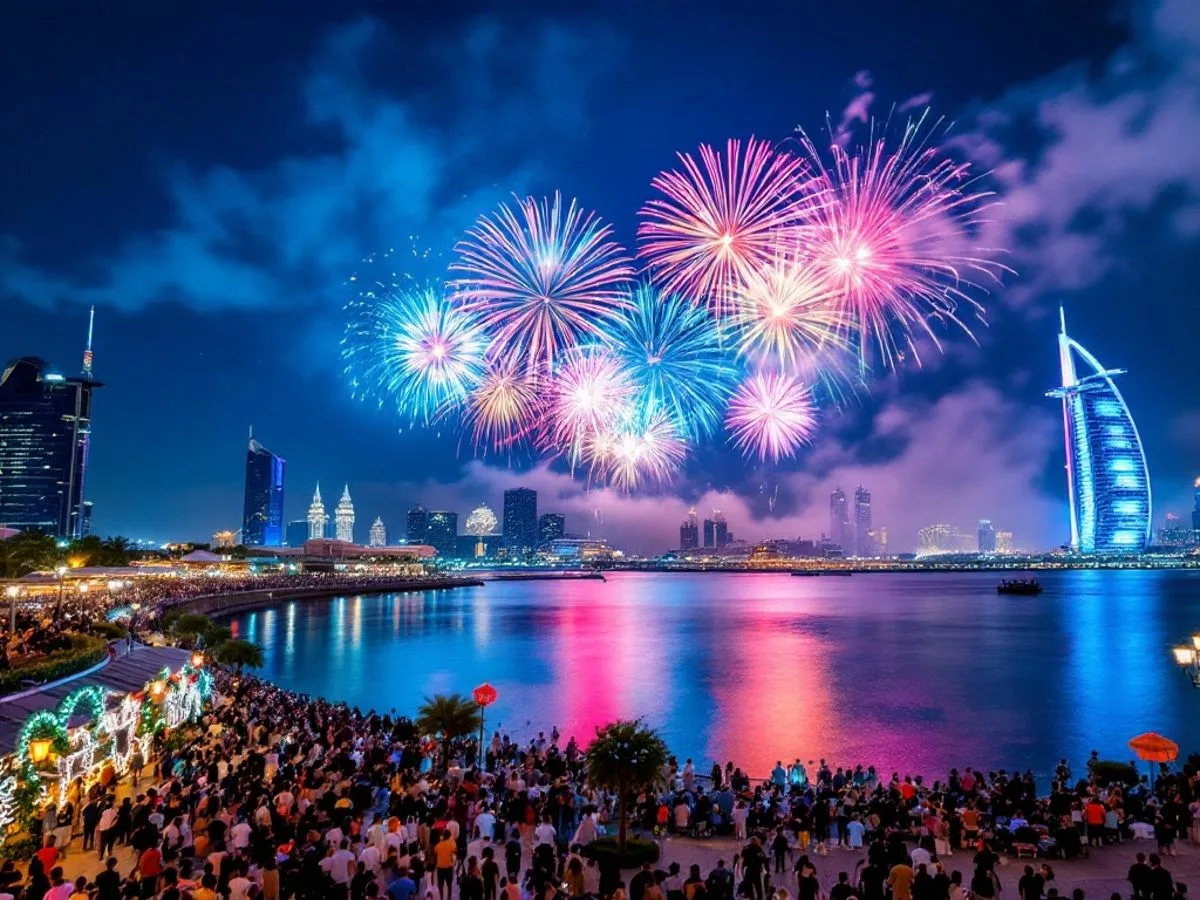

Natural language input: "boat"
[996,579,1042,595]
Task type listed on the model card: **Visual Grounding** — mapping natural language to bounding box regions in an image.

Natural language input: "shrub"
[0,635,108,696]
[89,621,128,640]
[579,836,660,868]
[1091,760,1139,787]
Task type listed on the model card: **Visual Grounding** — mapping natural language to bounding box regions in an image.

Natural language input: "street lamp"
[4,585,18,634]
[472,683,498,771]
[1172,636,1200,687]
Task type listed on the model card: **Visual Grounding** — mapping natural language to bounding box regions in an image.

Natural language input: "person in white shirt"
[326,824,345,848]
[534,817,556,847]
[230,819,252,851]
[360,841,382,874]
[911,846,932,869]
[475,809,496,841]
[227,861,253,900]
[321,840,357,885]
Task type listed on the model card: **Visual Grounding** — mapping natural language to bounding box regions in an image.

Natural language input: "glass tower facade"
[426,511,458,558]
[242,436,286,546]
[503,488,538,556]
[1047,310,1151,553]
[0,357,100,538]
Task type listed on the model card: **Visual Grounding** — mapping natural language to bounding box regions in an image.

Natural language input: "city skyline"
[2,2,1198,553]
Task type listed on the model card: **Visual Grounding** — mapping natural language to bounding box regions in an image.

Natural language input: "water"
[228,570,1200,782]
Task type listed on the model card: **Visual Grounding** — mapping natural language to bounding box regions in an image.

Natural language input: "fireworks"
[541,348,637,465]
[340,107,1010,493]
[342,283,487,423]
[609,283,738,441]
[796,113,1005,368]
[451,192,634,375]
[638,138,817,317]
[462,360,541,453]
[726,372,818,463]
[586,405,688,492]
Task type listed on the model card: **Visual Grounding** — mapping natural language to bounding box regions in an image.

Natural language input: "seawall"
[167,577,485,619]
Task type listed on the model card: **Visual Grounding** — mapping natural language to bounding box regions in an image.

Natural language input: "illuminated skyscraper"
[1047,309,1151,553]
[539,513,565,548]
[829,488,849,552]
[334,484,355,542]
[1193,477,1200,533]
[680,508,699,550]
[996,531,1014,554]
[503,488,537,556]
[426,511,458,558]
[713,509,728,549]
[977,519,996,554]
[242,431,285,547]
[307,484,328,540]
[406,505,428,544]
[369,517,387,548]
[854,486,872,556]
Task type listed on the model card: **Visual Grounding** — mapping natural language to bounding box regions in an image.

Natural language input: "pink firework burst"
[451,192,634,376]
[725,372,817,463]
[638,137,819,318]
[462,360,542,453]
[796,113,1009,369]
[541,349,636,464]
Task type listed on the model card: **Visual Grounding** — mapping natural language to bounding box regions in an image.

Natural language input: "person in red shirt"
[33,834,59,876]
[1085,799,1107,847]
[137,845,163,898]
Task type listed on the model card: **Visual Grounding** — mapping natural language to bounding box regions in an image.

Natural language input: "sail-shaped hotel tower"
[1047,310,1151,553]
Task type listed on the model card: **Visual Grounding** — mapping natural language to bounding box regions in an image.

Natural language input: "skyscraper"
[0,338,101,539]
[426,511,458,558]
[334,484,355,542]
[713,509,728,549]
[503,488,538,556]
[242,431,285,547]
[1193,477,1200,533]
[369,517,387,548]
[307,484,328,540]
[703,518,715,548]
[829,488,849,552]
[539,513,565,548]
[996,530,1014,554]
[1047,309,1151,553]
[679,508,699,550]
[977,519,997,554]
[407,505,428,544]
[853,486,872,557]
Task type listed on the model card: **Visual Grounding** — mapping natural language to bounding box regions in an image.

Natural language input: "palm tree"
[416,693,481,772]
[583,720,667,854]
[100,536,134,566]
[215,639,264,671]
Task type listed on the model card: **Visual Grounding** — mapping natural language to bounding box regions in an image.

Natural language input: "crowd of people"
[3,670,1196,900]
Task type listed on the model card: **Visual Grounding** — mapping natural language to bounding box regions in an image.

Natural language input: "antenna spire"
[1059,305,1067,335]
[81,306,95,378]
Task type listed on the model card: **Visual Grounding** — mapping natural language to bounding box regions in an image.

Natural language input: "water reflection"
[229,570,1200,779]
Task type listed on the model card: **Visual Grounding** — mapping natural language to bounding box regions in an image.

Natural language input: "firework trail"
[342,282,487,423]
[451,192,634,376]
[796,112,1007,369]
[462,360,541,453]
[609,282,739,441]
[638,137,819,317]
[726,372,818,462]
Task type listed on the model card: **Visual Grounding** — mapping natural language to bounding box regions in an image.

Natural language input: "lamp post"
[77,581,90,625]
[1172,635,1200,687]
[473,683,498,771]
[4,584,19,635]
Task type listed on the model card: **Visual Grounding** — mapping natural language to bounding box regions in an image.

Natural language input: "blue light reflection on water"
[228,570,1200,781]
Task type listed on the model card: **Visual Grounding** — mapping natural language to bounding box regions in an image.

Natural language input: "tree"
[0,531,58,578]
[215,639,264,671]
[415,693,481,772]
[171,613,213,647]
[583,720,668,854]
[99,536,134,566]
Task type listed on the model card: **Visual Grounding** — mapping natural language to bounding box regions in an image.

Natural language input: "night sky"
[3,0,1198,553]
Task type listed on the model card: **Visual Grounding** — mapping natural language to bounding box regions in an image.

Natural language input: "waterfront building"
[407,504,429,544]
[916,524,973,557]
[285,518,308,548]
[538,513,565,548]
[703,518,715,548]
[1047,309,1151,553]
[426,510,458,558]
[503,488,537,556]
[1155,512,1199,549]
[466,504,499,558]
[830,487,850,553]
[854,486,872,556]
[548,537,612,561]
[306,484,328,540]
[241,431,285,547]
[978,519,997,554]
[1194,477,1200,533]
[369,516,387,548]
[996,530,1014,554]
[713,509,728,549]
[0,315,101,538]
[334,484,355,543]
